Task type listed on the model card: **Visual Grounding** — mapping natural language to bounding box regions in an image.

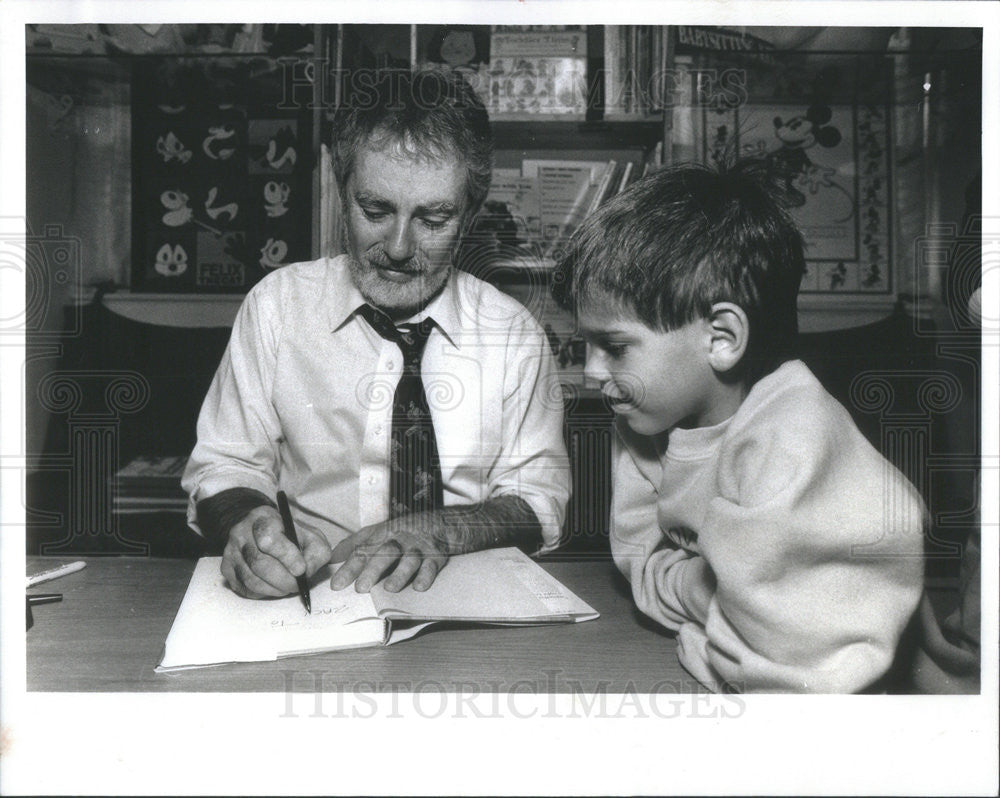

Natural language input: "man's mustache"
[365,248,428,273]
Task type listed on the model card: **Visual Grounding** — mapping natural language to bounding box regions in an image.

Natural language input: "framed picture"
[692,52,893,297]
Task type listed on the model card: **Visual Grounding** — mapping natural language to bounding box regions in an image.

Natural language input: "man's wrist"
[196,487,276,550]
[422,495,543,555]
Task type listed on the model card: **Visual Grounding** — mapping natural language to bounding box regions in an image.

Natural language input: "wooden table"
[26,555,695,693]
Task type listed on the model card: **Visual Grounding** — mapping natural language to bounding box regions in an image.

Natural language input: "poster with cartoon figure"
[696,57,892,296]
[132,56,312,292]
[745,103,857,261]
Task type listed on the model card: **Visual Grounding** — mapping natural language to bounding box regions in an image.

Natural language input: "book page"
[156,558,384,671]
[371,547,598,623]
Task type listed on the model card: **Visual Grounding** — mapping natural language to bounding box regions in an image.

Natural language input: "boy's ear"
[706,302,749,374]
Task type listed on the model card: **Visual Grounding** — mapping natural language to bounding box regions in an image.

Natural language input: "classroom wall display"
[690,52,894,297]
[131,56,313,292]
[485,26,588,119]
[415,25,492,107]
[417,25,491,71]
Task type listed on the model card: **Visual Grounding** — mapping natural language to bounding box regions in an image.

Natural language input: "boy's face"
[577,300,722,435]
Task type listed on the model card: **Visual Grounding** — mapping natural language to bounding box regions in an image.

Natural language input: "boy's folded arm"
[610,422,714,629]
[692,413,925,693]
[640,548,716,629]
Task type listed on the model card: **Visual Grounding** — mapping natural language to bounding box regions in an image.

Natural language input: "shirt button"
[386,361,395,370]
[368,475,377,485]
[375,425,383,435]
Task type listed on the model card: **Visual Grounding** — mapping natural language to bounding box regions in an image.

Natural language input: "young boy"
[556,160,925,693]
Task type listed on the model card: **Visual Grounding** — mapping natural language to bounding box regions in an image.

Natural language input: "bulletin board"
[131,56,314,292]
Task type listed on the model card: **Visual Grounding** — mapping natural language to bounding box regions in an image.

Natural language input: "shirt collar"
[406,275,461,349]
[324,255,462,349]
[325,256,369,332]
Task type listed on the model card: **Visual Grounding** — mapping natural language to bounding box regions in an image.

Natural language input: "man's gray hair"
[330,67,494,221]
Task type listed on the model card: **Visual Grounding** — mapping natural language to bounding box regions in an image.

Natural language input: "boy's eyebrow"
[578,326,636,340]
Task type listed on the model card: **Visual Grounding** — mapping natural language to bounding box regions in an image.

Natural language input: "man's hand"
[330,496,542,593]
[330,514,448,593]
[221,505,332,598]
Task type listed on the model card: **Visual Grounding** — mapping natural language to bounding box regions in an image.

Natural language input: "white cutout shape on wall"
[154,243,188,276]
[156,131,192,164]
[203,125,237,160]
[263,181,290,217]
[266,138,297,170]
[205,187,239,221]
[259,237,288,269]
[160,190,193,226]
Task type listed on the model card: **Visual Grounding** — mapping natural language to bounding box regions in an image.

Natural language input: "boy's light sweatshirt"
[611,360,925,693]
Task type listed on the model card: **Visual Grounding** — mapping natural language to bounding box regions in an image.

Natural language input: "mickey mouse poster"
[701,57,892,295]
[744,99,859,267]
[768,102,847,210]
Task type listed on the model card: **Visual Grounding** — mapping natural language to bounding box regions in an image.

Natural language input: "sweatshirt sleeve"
[689,384,926,693]
[610,421,716,630]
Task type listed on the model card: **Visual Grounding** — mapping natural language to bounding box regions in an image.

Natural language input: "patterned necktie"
[358,304,443,518]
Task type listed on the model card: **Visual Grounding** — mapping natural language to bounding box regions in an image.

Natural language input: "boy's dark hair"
[330,67,494,221]
[554,159,806,384]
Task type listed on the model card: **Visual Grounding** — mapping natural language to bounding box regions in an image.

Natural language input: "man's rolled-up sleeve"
[491,328,571,553]
[181,286,284,536]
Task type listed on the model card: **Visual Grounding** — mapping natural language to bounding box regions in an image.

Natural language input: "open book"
[156,547,598,671]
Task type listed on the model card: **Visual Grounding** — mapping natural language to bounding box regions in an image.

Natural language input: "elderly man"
[182,68,570,598]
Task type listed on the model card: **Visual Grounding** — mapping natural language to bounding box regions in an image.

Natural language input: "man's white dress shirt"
[182,255,571,551]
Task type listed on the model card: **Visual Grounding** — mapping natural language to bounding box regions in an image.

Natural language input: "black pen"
[27,593,63,606]
[26,594,62,630]
[276,490,311,613]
